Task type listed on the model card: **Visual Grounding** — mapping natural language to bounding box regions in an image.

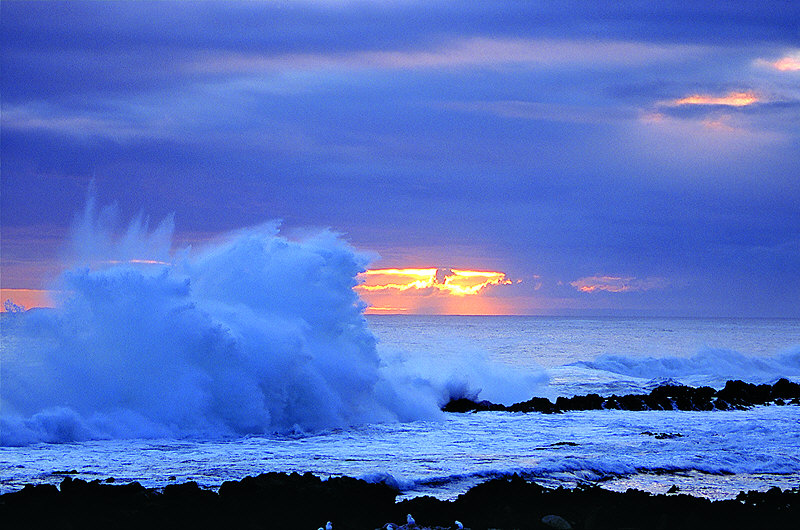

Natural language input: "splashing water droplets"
[0,199,444,445]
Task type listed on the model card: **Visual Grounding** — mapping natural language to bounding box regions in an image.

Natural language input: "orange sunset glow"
[0,289,55,311]
[772,56,800,71]
[355,268,515,314]
[671,91,759,107]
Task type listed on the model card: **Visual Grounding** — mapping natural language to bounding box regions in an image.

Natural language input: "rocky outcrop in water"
[442,378,800,414]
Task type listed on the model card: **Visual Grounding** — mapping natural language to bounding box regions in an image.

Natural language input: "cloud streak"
[670,91,760,107]
[188,37,705,74]
[570,275,669,294]
[1,105,165,140]
[442,100,637,124]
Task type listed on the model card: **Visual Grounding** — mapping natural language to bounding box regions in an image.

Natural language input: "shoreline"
[2,472,799,530]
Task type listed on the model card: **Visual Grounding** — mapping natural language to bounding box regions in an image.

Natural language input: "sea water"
[3,315,799,499]
[2,207,799,498]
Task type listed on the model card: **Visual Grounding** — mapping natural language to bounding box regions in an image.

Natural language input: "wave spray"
[1,198,444,445]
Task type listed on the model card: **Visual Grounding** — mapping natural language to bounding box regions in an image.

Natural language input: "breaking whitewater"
[2,204,799,500]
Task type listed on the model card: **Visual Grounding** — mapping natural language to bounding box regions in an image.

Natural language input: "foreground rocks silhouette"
[1,473,396,530]
[442,378,800,413]
[2,473,799,530]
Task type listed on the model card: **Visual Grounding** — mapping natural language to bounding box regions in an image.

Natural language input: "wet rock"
[163,480,216,502]
[441,398,488,413]
[3,483,59,503]
[507,397,558,413]
[716,380,770,408]
[641,431,683,440]
[772,378,800,399]
[541,514,572,529]
[442,379,800,415]
[648,384,716,411]
[555,393,603,411]
[393,495,452,529]
[3,472,799,530]
[219,472,398,528]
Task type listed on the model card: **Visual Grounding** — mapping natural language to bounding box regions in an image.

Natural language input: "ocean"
[3,314,799,500]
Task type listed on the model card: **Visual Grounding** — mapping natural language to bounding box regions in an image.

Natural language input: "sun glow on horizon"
[1,259,171,312]
[3,265,519,315]
[356,267,515,314]
[1,289,56,311]
[357,267,511,296]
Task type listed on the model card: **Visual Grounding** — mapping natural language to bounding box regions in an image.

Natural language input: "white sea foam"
[2,407,798,499]
[378,346,549,406]
[572,347,800,389]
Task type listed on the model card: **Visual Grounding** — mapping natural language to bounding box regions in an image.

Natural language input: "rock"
[507,396,557,413]
[772,378,800,399]
[3,471,800,530]
[556,393,604,411]
[163,480,215,502]
[5,483,59,503]
[442,398,484,413]
[442,379,800,415]
[541,514,572,529]
[641,431,683,440]
[394,494,453,528]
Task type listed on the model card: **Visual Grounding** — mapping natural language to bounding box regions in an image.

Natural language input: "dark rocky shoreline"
[443,378,800,413]
[2,472,799,530]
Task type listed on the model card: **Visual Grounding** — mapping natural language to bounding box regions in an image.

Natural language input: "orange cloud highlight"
[356,267,517,314]
[701,115,736,132]
[671,91,759,107]
[358,268,439,292]
[770,56,800,71]
[358,268,511,296]
[570,275,668,293]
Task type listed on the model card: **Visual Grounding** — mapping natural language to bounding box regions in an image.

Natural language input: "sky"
[1,0,799,316]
